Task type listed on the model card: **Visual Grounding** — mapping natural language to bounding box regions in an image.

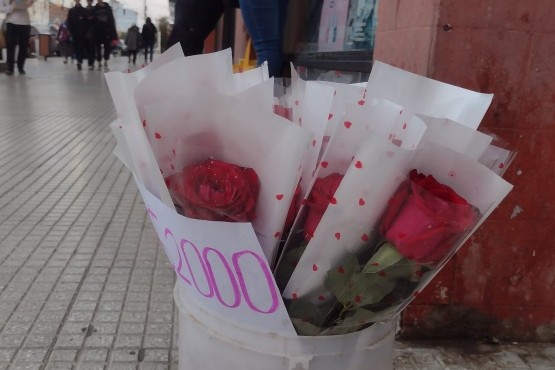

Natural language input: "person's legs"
[103,39,111,62]
[167,0,224,56]
[5,23,17,73]
[238,0,288,77]
[16,25,30,73]
[74,38,84,69]
[149,44,153,62]
[132,50,137,64]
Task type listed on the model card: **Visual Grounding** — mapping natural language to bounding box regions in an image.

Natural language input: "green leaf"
[291,318,324,336]
[321,308,380,335]
[324,254,360,307]
[286,297,339,328]
[347,272,398,307]
[361,242,404,274]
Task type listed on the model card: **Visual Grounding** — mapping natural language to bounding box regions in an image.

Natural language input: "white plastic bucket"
[175,284,395,370]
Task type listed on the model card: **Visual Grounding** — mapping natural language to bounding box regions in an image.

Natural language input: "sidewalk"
[0,57,553,370]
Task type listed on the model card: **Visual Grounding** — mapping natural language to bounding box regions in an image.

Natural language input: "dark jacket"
[94,2,117,39]
[67,4,88,39]
[141,22,157,46]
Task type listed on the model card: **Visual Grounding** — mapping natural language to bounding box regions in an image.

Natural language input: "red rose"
[165,159,260,222]
[380,169,477,265]
[304,173,343,240]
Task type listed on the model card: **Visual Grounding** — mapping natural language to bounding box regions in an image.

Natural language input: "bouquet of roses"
[105,47,513,341]
[274,63,514,335]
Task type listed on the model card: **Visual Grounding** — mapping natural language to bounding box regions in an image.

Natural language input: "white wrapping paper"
[367,61,494,129]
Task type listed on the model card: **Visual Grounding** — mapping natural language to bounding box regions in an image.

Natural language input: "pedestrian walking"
[66,0,88,70]
[93,0,117,71]
[0,0,36,75]
[84,0,95,70]
[56,21,72,64]
[125,24,141,65]
[141,17,157,63]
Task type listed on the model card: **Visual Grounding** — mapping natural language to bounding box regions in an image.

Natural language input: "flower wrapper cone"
[106,49,304,336]
[282,141,512,335]
[366,61,494,129]
[477,130,517,176]
[282,131,422,301]
[275,99,426,279]
[142,89,311,263]
[105,44,188,207]
[417,114,493,160]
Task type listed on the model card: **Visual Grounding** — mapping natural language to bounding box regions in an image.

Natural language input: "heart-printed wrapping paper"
[106,49,307,336]
[279,61,511,311]
[142,90,312,263]
[367,61,494,130]
[416,115,493,161]
[105,44,190,207]
[283,137,513,313]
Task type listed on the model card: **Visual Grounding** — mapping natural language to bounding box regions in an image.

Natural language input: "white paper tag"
[137,182,296,336]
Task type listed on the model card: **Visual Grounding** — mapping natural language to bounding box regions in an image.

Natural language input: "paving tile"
[14,348,48,362]
[49,349,78,362]
[75,363,106,370]
[0,349,16,362]
[9,363,43,370]
[80,349,109,362]
[114,335,143,349]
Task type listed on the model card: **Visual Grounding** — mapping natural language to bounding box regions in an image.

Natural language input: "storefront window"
[284,0,378,74]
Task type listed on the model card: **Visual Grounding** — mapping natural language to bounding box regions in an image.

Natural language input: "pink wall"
[375,0,555,341]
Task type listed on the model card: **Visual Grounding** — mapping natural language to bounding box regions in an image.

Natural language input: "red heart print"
[499,162,505,169]
[361,234,369,241]
[274,232,281,238]
[359,198,365,206]
[379,271,387,277]
[330,197,337,205]
[355,161,362,168]
[320,161,328,168]
[354,295,362,303]
[318,295,325,301]
[328,113,333,120]
[292,293,298,299]
[312,264,318,272]
[276,194,284,200]
[358,100,365,106]
[337,266,345,274]
[335,232,341,240]
[155,132,161,139]
[344,121,352,128]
